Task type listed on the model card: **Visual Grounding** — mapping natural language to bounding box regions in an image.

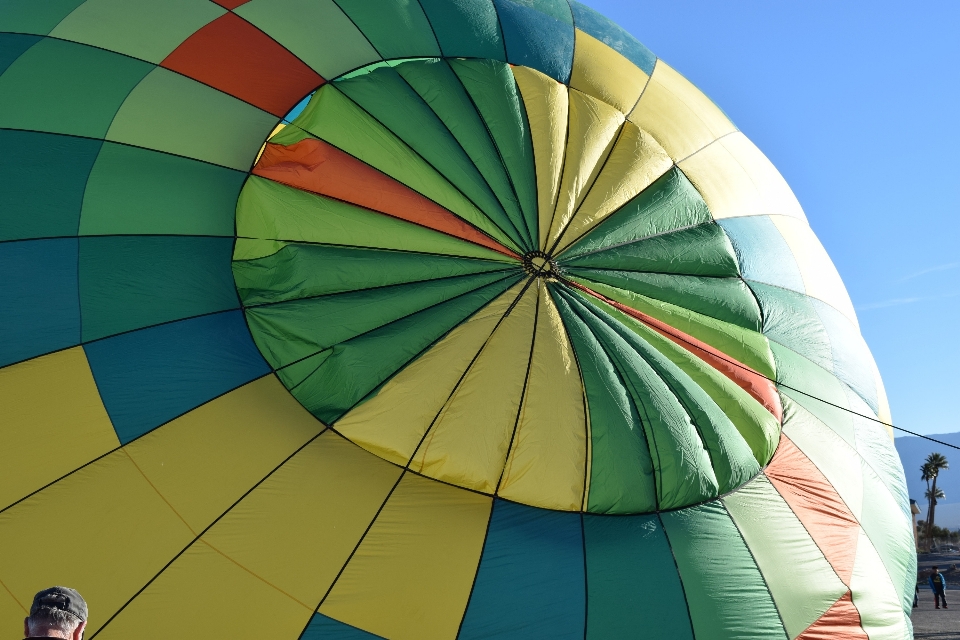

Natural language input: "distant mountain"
[895,432,960,529]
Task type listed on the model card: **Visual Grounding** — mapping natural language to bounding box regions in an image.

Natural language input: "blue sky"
[582,0,960,436]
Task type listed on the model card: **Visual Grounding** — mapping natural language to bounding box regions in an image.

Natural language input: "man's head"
[933,565,939,573]
[23,587,87,639]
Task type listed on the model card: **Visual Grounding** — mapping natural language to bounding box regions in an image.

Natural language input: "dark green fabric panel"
[0,33,40,76]
[0,37,153,138]
[394,59,526,247]
[549,285,657,514]
[333,0,441,59]
[561,223,741,277]
[583,514,693,639]
[335,65,526,249]
[275,349,332,391]
[79,142,245,236]
[449,58,539,246]
[568,269,762,332]
[557,288,720,511]
[560,168,712,259]
[0,0,86,36]
[79,236,239,342]
[662,501,787,640]
[234,243,514,306]
[245,271,516,369]
[579,293,760,494]
[417,0,505,60]
[0,129,101,241]
[289,275,520,424]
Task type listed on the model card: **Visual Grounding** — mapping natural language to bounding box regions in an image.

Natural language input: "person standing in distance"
[23,587,87,639]
[930,566,949,609]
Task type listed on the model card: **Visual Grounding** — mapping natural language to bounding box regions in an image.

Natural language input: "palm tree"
[922,461,935,540]
[923,453,949,545]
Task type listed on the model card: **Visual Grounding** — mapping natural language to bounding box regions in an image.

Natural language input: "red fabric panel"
[253,138,520,259]
[210,0,249,8]
[766,435,860,585]
[796,592,867,640]
[161,13,323,117]
[567,281,782,421]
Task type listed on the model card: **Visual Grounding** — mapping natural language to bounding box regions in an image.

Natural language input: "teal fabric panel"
[418,0,505,60]
[301,613,384,639]
[333,0,440,59]
[0,37,153,138]
[0,238,79,367]
[718,216,805,292]
[79,142,245,236]
[84,311,269,444]
[493,0,573,82]
[583,514,693,639]
[459,500,585,639]
[661,501,787,640]
[0,129,101,241]
[79,236,240,342]
[0,33,41,76]
[810,297,879,412]
[569,1,657,74]
[748,280,833,372]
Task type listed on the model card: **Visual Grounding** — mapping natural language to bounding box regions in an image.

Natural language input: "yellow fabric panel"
[513,65,568,250]
[255,122,287,164]
[95,542,312,639]
[628,60,736,161]
[679,132,806,222]
[199,431,402,608]
[769,215,859,328]
[553,120,672,254]
[570,29,649,113]
[320,473,492,640]
[0,451,194,635]
[0,582,26,625]
[498,284,586,510]
[849,528,909,640]
[546,89,625,251]
[336,283,525,466]
[410,283,538,493]
[0,347,119,511]
[124,375,323,532]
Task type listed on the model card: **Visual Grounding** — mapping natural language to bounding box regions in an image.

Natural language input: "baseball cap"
[30,587,87,623]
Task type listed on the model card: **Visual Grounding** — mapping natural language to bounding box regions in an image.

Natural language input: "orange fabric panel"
[162,13,323,117]
[254,138,519,258]
[795,591,867,640]
[765,435,860,586]
[568,281,782,421]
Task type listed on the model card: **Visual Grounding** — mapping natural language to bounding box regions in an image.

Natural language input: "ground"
[913,552,960,639]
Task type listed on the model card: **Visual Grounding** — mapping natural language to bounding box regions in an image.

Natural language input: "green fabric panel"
[566,269,762,332]
[79,236,239,341]
[235,0,380,80]
[235,177,512,262]
[577,293,759,495]
[0,37,153,138]
[276,349,332,391]
[291,84,521,252]
[561,223,741,277]
[661,501,787,640]
[560,168,712,259]
[334,65,527,250]
[0,33,41,77]
[234,243,514,306]
[106,67,277,171]
[79,142,244,236]
[550,286,657,514]
[288,275,520,423]
[567,275,774,378]
[770,341,856,446]
[49,0,224,64]
[0,0,85,35]
[417,0,505,60]
[233,239,288,262]
[583,514,694,640]
[449,58,539,246]
[394,59,526,248]
[333,0,441,59]
[556,287,719,512]
[246,271,516,369]
[510,0,573,24]
[0,129,101,241]
[748,280,834,374]
[724,475,848,638]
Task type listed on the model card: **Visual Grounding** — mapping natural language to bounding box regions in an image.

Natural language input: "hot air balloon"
[0,1,915,638]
